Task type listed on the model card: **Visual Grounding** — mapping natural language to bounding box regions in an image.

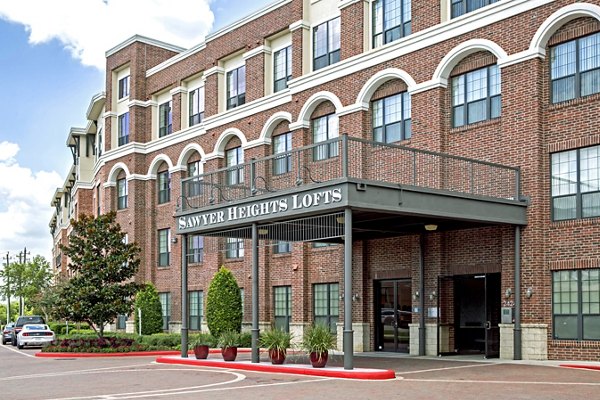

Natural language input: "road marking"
[401,377,600,386]
[48,376,334,400]
[398,362,497,375]
[0,363,157,381]
[45,368,248,400]
[0,344,36,357]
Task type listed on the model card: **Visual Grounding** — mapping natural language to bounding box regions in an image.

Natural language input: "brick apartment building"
[50,0,600,362]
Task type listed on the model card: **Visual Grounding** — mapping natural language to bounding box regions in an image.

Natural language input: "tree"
[134,283,163,335]
[56,212,142,338]
[0,255,53,314]
[33,276,69,322]
[206,266,242,338]
[0,302,19,325]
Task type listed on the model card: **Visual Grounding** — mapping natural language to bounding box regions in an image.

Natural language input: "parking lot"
[1,344,599,400]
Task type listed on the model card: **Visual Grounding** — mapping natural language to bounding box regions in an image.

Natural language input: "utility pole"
[4,252,10,323]
[17,247,29,316]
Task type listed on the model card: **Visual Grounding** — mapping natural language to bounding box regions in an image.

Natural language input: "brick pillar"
[244,47,266,103]
[171,90,182,133]
[204,67,223,117]
[340,0,367,60]
[290,20,309,77]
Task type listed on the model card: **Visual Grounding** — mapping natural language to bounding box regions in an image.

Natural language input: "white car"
[16,324,55,349]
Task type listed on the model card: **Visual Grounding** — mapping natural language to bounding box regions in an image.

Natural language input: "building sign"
[178,187,343,232]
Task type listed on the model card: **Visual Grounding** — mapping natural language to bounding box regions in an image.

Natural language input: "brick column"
[339,0,368,60]
[243,46,267,103]
[204,66,224,117]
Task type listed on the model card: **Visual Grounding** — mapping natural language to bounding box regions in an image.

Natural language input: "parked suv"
[11,315,45,346]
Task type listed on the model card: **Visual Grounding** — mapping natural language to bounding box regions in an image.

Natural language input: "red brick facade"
[51,0,600,361]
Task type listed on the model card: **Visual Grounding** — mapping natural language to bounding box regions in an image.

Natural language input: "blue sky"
[0,0,273,260]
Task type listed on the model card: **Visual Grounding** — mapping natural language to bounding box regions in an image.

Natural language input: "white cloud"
[0,0,214,70]
[0,142,63,261]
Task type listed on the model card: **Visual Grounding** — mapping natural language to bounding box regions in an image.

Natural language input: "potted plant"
[301,324,336,368]
[260,328,293,365]
[190,332,215,359]
[217,330,241,361]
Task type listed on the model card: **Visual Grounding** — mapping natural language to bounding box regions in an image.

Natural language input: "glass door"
[376,280,412,352]
[484,273,501,358]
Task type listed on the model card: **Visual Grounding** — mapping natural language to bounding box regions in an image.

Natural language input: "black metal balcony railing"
[179,135,521,212]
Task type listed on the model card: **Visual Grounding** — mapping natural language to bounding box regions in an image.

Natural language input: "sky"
[0,0,274,263]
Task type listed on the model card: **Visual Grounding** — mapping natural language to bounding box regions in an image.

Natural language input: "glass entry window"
[376,279,411,352]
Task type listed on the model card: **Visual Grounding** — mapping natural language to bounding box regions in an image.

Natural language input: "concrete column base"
[409,323,447,355]
[336,323,370,352]
[168,321,182,334]
[125,320,136,334]
[500,323,548,360]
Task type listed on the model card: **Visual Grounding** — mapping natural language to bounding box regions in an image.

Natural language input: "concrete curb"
[156,355,397,380]
[560,364,600,371]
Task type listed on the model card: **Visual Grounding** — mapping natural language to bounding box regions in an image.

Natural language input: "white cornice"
[104,111,117,118]
[106,34,185,58]
[205,66,225,77]
[86,92,106,120]
[499,48,546,68]
[339,0,366,11]
[244,45,269,60]
[289,20,310,32]
[170,86,187,96]
[129,99,154,108]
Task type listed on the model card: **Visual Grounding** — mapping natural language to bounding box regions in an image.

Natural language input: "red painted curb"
[35,349,251,358]
[155,356,396,380]
[560,364,600,371]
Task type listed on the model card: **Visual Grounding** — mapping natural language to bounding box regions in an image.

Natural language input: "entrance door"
[375,280,411,352]
[452,273,500,358]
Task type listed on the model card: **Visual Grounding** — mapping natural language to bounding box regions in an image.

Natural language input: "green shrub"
[239,331,252,348]
[138,333,181,348]
[206,267,242,338]
[189,332,216,348]
[134,283,164,335]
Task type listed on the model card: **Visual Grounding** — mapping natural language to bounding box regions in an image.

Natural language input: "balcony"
[179,135,521,213]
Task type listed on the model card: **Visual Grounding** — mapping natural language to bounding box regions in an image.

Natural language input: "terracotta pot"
[309,351,328,368]
[268,349,286,365]
[221,346,238,361]
[193,345,209,359]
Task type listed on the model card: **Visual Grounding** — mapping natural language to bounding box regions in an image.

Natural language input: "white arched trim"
[259,111,293,142]
[294,91,344,129]
[213,128,248,155]
[432,39,509,84]
[355,68,417,108]
[107,162,131,184]
[530,3,600,55]
[147,154,174,177]
[176,143,207,170]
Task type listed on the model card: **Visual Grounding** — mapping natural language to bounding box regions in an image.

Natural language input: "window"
[226,237,244,259]
[158,228,170,266]
[313,242,336,248]
[118,112,130,146]
[273,241,291,254]
[551,32,600,104]
[118,75,130,99]
[117,178,127,210]
[274,286,292,332]
[159,292,171,331]
[189,290,204,331]
[313,17,340,71]
[312,114,339,161]
[116,314,127,330]
[451,0,498,18]
[274,46,292,92]
[227,65,246,110]
[157,170,171,204]
[553,269,600,340]
[372,0,411,48]
[189,87,205,126]
[372,92,411,143]
[187,160,203,197]
[452,65,501,128]
[240,288,245,318]
[313,283,339,334]
[551,145,600,221]
[187,235,204,264]
[226,147,244,185]
[273,132,292,175]
[97,128,103,158]
[159,101,172,137]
